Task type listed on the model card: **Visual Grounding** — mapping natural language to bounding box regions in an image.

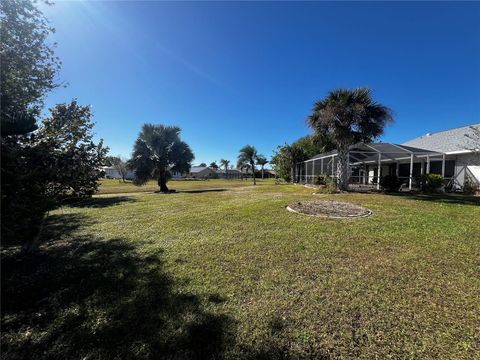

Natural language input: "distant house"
[188,166,218,179]
[101,166,135,180]
[262,169,277,178]
[216,169,242,179]
[297,124,480,191]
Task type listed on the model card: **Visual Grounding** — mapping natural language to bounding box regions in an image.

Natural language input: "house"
[188,166,218,179]
[261,169,277,178]
[403,125,480,190]
[216,169,242,179]
[101,166,135,180]
[297,124,480,191]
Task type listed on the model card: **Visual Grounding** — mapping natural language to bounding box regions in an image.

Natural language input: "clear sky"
[41,1,480,166]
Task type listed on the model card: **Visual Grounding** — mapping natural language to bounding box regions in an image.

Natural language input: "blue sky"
[41,1,480,165]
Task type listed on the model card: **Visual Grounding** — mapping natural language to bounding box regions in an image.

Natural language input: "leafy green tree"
[293,135,335,158]
[220,159,230,178]
[271,143,308,182]
[209,161,219,170]
[238,145,258,185]
[199,162,207,167]
[308,88,393,190]
[130,124,194,192]
[2,101,107,249]
[38,101,108,199]
[1,0,62,247]
[270,134,335,183]
[1,0,61,136]
[256,155,268,179]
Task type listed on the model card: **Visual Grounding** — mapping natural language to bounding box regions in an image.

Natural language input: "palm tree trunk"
[337,143,350,191]
[261,166,264,179]
[251,162,256,185]
[158,169,169,192]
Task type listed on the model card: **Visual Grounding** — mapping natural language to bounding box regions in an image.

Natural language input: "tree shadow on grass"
[154,189,228,194]
[178,189,228,194]
[386,192,480,206]
[1,214,236,360]
[65,196,137,208]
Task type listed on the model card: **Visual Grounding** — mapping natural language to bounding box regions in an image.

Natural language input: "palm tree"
[238,145,258,185]
[209,161,219,171]
[220,159,230,179]
[256,155,268,179]
[307,88,393,190]
[130,124,194,192]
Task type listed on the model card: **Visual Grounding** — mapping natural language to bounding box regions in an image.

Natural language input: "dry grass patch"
[287,200,372,218]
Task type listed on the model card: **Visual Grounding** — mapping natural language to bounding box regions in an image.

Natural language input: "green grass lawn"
[2,180,480,359]
[97,178,265,195]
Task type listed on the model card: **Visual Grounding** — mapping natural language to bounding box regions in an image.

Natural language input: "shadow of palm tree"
[1,213,236,360]
[178,189,228,194]
[154,189,228,194]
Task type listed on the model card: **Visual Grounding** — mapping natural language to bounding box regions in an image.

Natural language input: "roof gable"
[403,124,479,153]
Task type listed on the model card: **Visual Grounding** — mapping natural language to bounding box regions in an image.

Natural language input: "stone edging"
[285,205,373,219]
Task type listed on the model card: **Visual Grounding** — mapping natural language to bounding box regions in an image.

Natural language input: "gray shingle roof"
[402,124,480,153]
[190,166,211,173]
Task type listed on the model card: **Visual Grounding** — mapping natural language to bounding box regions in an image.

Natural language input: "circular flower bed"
[287,200,372,219]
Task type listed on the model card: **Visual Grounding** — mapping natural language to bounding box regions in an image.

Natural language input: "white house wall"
[104,168,135,180]
[452,152,480,188]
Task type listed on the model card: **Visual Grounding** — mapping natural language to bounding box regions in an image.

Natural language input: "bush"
[315,175,334,186]
[417,174,444,193]
[379,174,401,192]
[314,175,337,193]
[463,173,478,195]
[316,183,338,194]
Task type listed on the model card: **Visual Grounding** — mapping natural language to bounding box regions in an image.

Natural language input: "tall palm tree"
[238,145,258,185]
[220,159,230,179]
[307,88,393,190]
[256,155,268,179]
[130,124,194,192]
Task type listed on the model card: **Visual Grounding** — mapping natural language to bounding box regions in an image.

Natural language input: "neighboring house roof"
[403,124,480,154]
[190,166,212,173]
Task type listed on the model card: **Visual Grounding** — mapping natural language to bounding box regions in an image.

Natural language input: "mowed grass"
[97,178,261,194]
[2,180,480,359]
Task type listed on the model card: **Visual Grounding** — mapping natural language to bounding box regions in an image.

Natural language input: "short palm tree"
[307,88,393,190]
[209,161,219,171]
[256,155,268,179]
[130,124,194,192]
[238,145,258,185]
[220,159,230,178]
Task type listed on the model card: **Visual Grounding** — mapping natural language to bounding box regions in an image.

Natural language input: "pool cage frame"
[295,143,448,191]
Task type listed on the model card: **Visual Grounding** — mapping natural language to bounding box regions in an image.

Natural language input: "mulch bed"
[287,200,373,219]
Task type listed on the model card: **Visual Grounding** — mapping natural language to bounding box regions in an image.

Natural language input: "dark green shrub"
[315,175,335,186]
[379,174,401,192]
[315,175,326,185]
[417,173,444,192]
